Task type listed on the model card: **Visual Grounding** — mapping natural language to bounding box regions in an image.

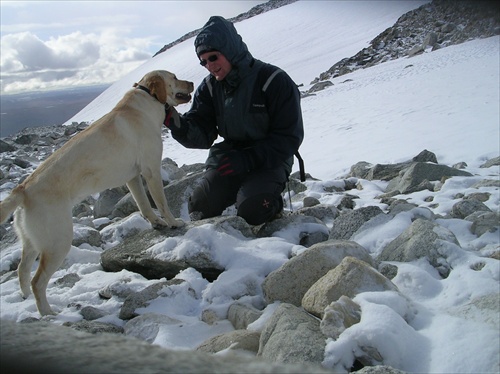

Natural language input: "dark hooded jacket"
[170,16,304,175]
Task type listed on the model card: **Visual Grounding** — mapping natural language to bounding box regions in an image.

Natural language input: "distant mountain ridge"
[153,0,297,57]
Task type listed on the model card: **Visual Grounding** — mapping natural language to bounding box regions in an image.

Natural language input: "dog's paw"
[152,219,169,230]
[170,219,185,229]
[39,307,57,317]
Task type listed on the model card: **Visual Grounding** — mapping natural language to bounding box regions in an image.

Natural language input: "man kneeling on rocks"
[166,16,304,225]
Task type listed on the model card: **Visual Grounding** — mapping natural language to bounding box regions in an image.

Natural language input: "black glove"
[164,106,187,137]
[217,150,254,177]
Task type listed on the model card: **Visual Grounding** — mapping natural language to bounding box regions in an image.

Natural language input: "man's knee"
[188,171,238,220]
[237,193,283,225]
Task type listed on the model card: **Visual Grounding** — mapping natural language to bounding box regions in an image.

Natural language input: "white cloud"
[0,0,266,94]
[0,29,153,93]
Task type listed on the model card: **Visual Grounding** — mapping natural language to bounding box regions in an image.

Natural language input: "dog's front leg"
[127,176,170,229]
[142,171,184,228]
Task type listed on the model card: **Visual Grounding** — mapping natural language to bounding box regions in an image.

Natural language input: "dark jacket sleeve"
[252,71,304,170]
[168,78,219,149]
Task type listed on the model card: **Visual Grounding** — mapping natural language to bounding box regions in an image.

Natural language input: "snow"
[1,1,499,373]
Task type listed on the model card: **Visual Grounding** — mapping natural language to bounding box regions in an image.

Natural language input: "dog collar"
[134,84,171,126]
[135,84,163,104]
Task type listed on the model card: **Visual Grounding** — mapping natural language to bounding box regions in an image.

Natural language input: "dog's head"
[134,70,194,106]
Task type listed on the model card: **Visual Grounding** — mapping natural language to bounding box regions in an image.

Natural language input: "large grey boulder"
[228,302,263,330]
[385,162,472,194]
[162,171,204,218]
[302,257,398,318]
[257,303,326,365]
[450,199,491,219]
[1,319,333,374]
[94,187,128,218]
[329,206,384,240]
[466,211,500,236]
[377,218,460,278]
[100,219,225,281]
[262,240,372,306]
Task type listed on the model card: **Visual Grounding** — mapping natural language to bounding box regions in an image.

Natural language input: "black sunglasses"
[199,53,219,66]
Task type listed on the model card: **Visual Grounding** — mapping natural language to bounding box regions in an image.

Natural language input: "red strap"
[163,108,172,127]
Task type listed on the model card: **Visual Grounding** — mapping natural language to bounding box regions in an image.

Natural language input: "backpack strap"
[262,68,284,92]
[261,66,306,182]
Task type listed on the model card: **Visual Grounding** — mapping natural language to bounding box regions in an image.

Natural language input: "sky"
[1,1,499,373]
[0,0,266,94]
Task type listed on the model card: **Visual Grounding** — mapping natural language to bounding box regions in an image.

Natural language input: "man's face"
[199,51,232,81]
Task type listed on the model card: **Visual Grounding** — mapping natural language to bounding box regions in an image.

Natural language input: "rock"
[255,214,329,246]
[228,302,263,330]
[162,171,204,218]
[72,224,102,247]
[1,320,333,373]
[377,218,461,278]
[101,217,257,282]
[463,192,491,203]
[307,80,333,94]
[449,293,500,328]
[63,320,124,334]
[263,240,372,306]
[197,330,261,354]
[320,296,361,340]
[450,199,491,219]
[386,162,472,194]
[302,196,320,207]
[94,187,129,218]
[124,313,182,343]
[471,179,500,189]
[14,134,38,145]
[72,202,93,218]
[161,157,187,181]
[53,273,81,288]
[0,139,16,153]
[111,193,141,219]
[365,162,410,182]
[466,211,500,236]
[347,161,372,179]
[297,204,339,223]
[257,303,325,365]
[80,306,109,321]
[119,279,183,320]
[356,366,407,374]
[329,206,384,240]
[302,257,398,318]
[480,156,500,168]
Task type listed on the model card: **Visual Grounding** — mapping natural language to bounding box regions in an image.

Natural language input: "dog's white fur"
[0,70,193,316]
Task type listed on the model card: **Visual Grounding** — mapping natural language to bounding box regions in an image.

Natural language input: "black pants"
[188,167,287,225]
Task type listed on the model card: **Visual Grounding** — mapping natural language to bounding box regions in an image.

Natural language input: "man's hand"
[164,106,181,129]
[217,150,251,176]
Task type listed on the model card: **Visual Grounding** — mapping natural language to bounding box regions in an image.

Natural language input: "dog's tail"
[0,186,24,223]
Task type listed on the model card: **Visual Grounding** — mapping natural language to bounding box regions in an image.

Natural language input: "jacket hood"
[195,16,252,67]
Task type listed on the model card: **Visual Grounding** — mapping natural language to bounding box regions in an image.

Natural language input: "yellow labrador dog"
[0,70,193,316]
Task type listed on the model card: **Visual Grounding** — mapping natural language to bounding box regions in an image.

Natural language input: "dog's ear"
[148,75,167,104]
